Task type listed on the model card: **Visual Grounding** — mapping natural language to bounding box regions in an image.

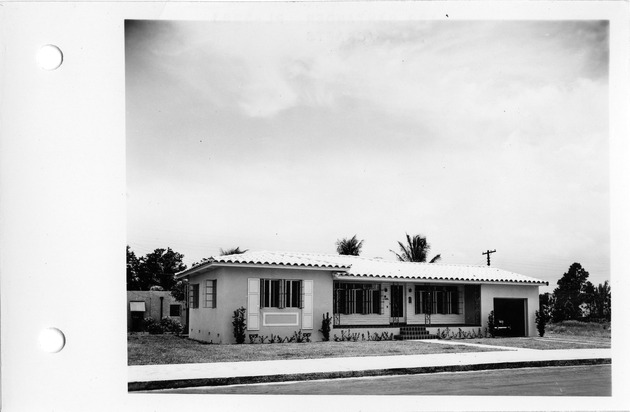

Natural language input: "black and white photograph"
[125,18,613,397]
[2,2,629,411]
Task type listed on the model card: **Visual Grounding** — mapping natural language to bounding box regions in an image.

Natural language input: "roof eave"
[177,261,350,278]
[175,260,216,279]
[333,272,547,285]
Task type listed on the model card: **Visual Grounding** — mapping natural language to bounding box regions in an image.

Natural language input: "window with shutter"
[247,278,260,330]
[301,280,313,329]
[189,284,200,309]
[278,279,285,309]
[205,279,216,308]
[285,280,301,308]
[450,287,459,314]
[261,279,282,308]
[332,283,381,315]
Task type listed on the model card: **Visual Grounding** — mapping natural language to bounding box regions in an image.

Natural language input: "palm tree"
[391,233,441,263]
[594,280,611,320]
[336,235,364,256]
[220,247,248,256]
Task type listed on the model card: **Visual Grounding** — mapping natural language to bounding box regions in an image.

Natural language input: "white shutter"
[247,278,260,331]
[301,280,313,330]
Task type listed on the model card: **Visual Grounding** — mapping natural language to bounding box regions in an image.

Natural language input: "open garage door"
[493,298,527,337]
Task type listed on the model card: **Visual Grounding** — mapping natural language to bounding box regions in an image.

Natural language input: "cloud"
[126,20,610,284]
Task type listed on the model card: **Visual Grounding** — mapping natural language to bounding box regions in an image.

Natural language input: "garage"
[493,298,527,337]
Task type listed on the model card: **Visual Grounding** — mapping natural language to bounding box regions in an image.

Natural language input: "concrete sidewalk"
[128,347,611,391]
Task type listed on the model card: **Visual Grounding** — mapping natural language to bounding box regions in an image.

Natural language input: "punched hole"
[39,327,66,353]
[37,44,63,70]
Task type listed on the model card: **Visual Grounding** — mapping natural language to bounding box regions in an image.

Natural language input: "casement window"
[333,282,381,315]
[169,304,181,316]
[415,286,459,314]
[189,283,200,309]
[285,279,301,308]
[205,279,217,308]
[260,279,302,309]
[260,279,281,308]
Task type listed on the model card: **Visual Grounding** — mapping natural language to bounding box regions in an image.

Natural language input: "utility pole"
[482,249,496,266]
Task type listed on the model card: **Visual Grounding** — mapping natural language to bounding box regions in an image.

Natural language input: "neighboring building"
[175,251,548,344]
[127,290,186,332]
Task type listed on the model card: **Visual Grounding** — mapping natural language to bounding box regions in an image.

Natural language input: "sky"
[125,20,609,293]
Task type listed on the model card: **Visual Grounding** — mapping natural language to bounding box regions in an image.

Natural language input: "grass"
[546,320,611,338]
[128,334,501,366]
[128,320,612,366]
[457,320,611,350]
[462,336,610,350]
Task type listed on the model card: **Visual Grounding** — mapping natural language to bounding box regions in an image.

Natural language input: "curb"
[128,357,611,391]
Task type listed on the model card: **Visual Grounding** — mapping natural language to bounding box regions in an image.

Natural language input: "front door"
[390,285,405,325]
[130,311,144,332]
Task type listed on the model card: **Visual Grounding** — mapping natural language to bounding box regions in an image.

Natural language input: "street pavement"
[150,364,612,396]
[128,340,611,391]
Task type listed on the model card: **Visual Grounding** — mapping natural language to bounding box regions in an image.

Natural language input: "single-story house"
[127,290,187,332]
[175,251,548,343]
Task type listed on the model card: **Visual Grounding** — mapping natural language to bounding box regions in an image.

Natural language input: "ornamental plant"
[144,317,164,334]
[319,312,332,341]
[232,307,247,344]
[535,309,549,337]
[160,317,183,335]
[487,310,496,338]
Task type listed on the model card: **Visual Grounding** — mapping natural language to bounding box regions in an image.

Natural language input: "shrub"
[160,317,183,335]
[535,309,548,337]
[439,327,481,340]
[291,330,311,343]
[144,317,164,334]
[319,312,332,341]
[232,307,247,344]
[436,327,485,340]
[487,310,496,338]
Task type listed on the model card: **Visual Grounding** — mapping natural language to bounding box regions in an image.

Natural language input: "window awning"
[129,301,146,312]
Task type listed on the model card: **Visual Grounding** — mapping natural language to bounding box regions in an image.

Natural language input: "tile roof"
[178,251,547,285]
[209,251,350,269]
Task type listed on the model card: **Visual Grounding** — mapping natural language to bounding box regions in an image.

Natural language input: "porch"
[332,281,482,329]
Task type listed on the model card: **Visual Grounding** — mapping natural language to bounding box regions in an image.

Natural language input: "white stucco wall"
[185,265,542,342]
[186,266,334,343]
[480,283,540,337]
[126,290,186,331]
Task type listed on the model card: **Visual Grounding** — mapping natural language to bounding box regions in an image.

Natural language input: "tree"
[537,293,553,336]
[191,247,249,267]
[191,257,213,268]
[539,292,554,321]
[171,280,188,302]
[336,235,364,256]
[582,281,597,319]
[390,233,441,263]
[135,247,187,291]
[220,247,248,256]
[552,262,590,322]
[593,281,611,321]
[126,245,143,290]
[428,254,442,263]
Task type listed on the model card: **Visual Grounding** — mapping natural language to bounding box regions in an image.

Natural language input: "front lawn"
[461,336,610,350]
[127,334,502,366]
[128,320,612,366]
[546,320,611,338]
